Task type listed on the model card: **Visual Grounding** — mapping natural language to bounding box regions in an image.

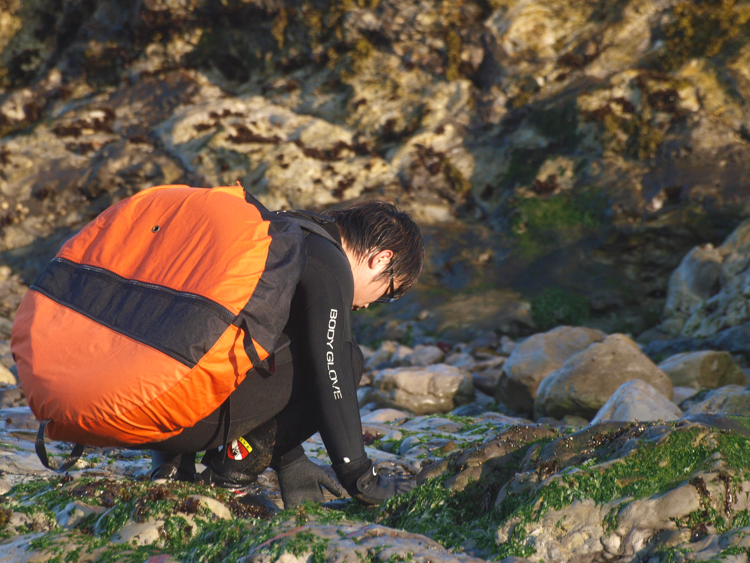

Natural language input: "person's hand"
[276,454,343,508]
[351,463,415,505]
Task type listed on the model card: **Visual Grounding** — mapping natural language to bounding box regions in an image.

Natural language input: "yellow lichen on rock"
[727,43,750,99]
[661,0,750,70]
[489,0,590,61]
[0,0,64,86]
[0,0,23,57]
[677,58,746,140]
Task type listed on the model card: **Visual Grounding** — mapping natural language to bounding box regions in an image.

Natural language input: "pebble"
[445,352,475,369]
[111,519,163,546]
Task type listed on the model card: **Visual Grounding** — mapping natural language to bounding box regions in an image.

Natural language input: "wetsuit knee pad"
[205,419,278,484]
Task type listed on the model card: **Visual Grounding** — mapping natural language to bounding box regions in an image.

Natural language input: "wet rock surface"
[2,329,750,561]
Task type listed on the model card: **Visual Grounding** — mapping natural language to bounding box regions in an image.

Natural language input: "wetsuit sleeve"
[289,241,366,467]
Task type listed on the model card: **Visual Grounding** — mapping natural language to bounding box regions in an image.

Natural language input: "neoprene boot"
[150,451,197,483]
[199,419,278,487]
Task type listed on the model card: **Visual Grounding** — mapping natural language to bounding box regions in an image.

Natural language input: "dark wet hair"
[325,201,424,298]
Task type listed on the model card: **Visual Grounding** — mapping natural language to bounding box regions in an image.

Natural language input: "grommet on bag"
[152,225,161,233]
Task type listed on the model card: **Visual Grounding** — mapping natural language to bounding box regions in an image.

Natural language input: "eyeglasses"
[374,269,397,303]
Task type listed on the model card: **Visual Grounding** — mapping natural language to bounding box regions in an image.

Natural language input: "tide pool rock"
[445,352,476,370]
[403,345,445,367]
[364,340,399,371]
[662,243,725,333]
[590,380,682,424]
[111,518,162,546]
[484,416,750,563]
[190,495,232,520]
[0,385,26,408]
[534,334,673,420]
[391,344,415,367]
[55,501,106,529]
[0,365,16,385]
[361,408,411,424]
[496,326,606,415]
[667,219,750,338]
[496,498,610,563]
[658,350,748,390]
[683,385,750,416]
[672,385,699,405]
[371,364,474,415]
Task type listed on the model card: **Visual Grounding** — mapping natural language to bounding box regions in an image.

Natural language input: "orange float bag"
[11,185,309,448]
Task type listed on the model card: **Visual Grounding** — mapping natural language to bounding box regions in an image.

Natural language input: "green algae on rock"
[364,415,750,560]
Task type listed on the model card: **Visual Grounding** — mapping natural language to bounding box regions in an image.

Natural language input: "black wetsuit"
[148,227,366,470]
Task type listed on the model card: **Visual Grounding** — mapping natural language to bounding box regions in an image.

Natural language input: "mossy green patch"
[650,546,696,563]
[727,414,750,434]
[3,486,359,563]
[510,187,606,257]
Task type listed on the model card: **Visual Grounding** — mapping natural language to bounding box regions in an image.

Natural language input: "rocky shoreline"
[2,308,750,562]
[2,0,750,560]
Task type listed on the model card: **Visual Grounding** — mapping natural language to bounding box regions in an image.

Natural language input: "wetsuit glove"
[275,454,343,508]
[334,458,415,506]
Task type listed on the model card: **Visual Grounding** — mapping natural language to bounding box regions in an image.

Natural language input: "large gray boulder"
[496,326,606,415]
[663,219,750,338]
[661,244,725,334]
[370,364,475,415]
[365,341,400,371]
[658,350,748,390]
[534,334,673,420]
[402,345,445,367]
[590,380,682,424]
[682,385,750,416]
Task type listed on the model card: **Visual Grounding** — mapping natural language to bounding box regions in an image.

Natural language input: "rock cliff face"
[1,0,749,337]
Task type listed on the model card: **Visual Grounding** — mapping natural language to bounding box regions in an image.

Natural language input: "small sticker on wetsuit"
[227,436,253,460]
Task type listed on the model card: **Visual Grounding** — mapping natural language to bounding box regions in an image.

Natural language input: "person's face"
[347,249,395,309]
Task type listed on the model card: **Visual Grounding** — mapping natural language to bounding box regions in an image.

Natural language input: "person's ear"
[367,249,393,271]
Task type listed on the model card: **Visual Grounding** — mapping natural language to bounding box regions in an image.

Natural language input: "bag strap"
[232,316,277,378]
[238,181,342,253]
[35,419,85,473]
[273,210,344,254]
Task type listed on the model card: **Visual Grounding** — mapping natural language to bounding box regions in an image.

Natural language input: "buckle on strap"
[35,419,84,473]
[233,316,276,378]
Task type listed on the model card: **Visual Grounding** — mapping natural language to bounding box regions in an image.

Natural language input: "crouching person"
[11,184,424,507]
